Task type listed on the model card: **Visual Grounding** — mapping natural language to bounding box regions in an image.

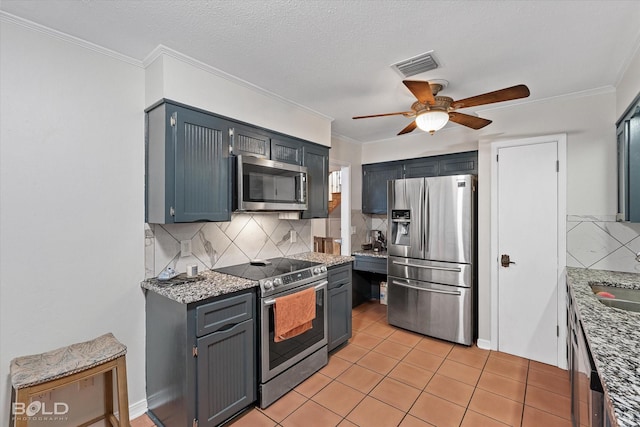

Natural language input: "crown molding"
[143,44,333,122]
[477,85,616,114]
[614,28,640,87]
[0,11,143,68]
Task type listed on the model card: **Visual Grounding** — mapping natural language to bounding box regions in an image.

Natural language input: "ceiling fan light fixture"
[415,110,449,135]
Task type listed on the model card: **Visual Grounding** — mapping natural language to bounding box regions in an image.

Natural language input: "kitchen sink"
[591,284,640,313]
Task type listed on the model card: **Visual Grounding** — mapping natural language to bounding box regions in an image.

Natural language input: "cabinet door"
[362,163,403,214]
[231,124,271,158]
[197,320,255,427]
[271,137,303,165]
[328,282,352,351]
[302,143,329,218]
[438,151,477,175]
[404,158,439,178]
[173,106,231,222]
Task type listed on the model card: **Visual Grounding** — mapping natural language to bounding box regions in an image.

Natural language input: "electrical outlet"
[290,230,297,243]
[351,226,356,234]
[78,377,94,390]
[180,240,192,257]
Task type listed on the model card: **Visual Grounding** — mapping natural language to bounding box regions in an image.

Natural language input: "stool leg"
[104,370,114,421]
[13,388,29,427]
[115,356,130,427]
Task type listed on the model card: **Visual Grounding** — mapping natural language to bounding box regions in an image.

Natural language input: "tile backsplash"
[145,213,312,278]
[567,215,640,273]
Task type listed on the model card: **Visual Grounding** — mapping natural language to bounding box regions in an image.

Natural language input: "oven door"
[260,280,328,382]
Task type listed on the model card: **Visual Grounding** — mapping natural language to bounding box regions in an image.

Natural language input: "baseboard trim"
[128,399,148,420]
[476,338,493,350]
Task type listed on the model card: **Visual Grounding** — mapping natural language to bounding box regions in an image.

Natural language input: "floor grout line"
[135,301,572,427]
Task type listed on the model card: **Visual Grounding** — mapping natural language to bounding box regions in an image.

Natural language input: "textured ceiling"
[2,0,640,142]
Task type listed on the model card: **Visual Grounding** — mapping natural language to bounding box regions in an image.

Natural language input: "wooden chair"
[9,333,129,427]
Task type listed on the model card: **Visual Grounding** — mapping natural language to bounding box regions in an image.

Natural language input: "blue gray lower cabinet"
[146,289,256,427]
[327,263,353,351]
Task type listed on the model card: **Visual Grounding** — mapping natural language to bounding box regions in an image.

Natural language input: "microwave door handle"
[300,172,306,202]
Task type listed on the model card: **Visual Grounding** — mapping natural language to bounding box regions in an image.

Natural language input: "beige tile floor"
[133,301,571,427]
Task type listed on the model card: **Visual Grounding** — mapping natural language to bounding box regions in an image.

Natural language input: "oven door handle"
[263,280,328,306]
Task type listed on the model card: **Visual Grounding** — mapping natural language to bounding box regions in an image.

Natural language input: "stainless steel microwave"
[236,155,308,211]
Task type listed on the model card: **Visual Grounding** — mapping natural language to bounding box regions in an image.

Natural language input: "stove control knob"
[320,265,327,273]
[263,280,274,290]
[313,267,321,275]
[273,277,283,287]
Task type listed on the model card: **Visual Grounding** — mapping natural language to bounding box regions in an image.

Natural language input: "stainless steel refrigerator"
[387,175,476,345]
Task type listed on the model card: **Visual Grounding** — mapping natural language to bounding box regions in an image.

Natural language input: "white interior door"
[497,141,559,365]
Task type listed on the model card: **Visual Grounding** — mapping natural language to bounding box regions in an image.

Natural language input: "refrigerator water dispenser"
[391,209,411,246]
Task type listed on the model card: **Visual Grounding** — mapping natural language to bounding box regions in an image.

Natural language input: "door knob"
[501,254,516,268]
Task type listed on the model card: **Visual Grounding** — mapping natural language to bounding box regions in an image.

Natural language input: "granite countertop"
[286,252,354,267]
[141,270,258,304]
[567,267,640,427]
[352,249,388,258]
[141,252,354,304]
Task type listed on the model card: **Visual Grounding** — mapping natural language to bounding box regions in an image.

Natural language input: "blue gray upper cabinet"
[271,136,303,166]
[146,101,231,223]
[361,151,477,214]
[362,162,404,214]
[231,124,271,159]
[302,143,329,218]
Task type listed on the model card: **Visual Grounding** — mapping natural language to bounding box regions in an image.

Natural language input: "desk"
[351,251,387,307]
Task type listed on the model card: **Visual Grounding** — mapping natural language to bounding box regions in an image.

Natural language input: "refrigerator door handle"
[425,183,430,254]
[418,181,424,255]
[391,280,462,296]
[391,260,462,273]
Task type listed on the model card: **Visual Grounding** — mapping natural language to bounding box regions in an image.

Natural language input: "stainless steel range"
[215,257,328,408]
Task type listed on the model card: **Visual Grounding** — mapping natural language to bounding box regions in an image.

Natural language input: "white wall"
[361,125,479,165]
[0,17,146,420]
[616,41,640,119]
[330,135,363,210]
[475,89,617,342]
[146,49,333,147]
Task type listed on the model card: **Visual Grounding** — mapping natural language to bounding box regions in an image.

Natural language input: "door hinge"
[557,325,559,337]
[496,154,499,162]
[556,160,559,172]
[170,114,177,127]
[170,207,175,217]
[192,346,198,357]
[193,419,198,427]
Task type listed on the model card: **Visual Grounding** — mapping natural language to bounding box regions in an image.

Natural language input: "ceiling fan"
[353,80,530,135]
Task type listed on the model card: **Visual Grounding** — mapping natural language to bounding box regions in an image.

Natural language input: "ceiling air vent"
[391,51,439,78]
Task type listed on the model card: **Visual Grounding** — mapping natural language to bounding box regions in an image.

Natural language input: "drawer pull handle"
[391,280,461,296]
[392,261,461,272]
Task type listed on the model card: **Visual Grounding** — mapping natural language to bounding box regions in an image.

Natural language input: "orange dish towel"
[274,287,316,342]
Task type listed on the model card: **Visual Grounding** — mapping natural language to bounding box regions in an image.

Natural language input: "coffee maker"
[370,230,386,252]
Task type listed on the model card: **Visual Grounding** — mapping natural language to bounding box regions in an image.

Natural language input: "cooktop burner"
[213,257,319,281]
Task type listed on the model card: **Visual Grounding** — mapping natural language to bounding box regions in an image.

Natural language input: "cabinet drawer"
[328,264,352,288]
[196,292,255,337]
[354,256,387,274]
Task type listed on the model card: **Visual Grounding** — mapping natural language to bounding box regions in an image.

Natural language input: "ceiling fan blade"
[353,111,413,119]
[448,112,492,130]
[451,84,530,109]
[403,80,436,105]
[397,120,417,135]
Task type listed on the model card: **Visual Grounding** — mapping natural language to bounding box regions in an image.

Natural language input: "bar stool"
[9,332,129,427]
